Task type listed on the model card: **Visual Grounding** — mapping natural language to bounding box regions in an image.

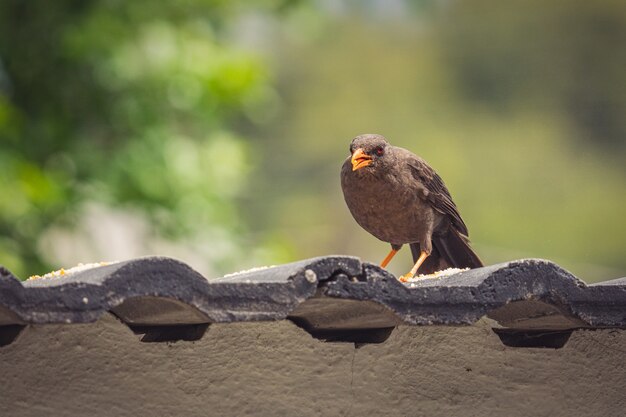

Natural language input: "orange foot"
[398,273,414,282]
[398,250,430,283]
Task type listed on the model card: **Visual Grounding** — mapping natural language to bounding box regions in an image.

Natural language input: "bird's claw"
[398,273,414,282]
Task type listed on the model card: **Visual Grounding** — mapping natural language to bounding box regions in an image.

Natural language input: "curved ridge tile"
[111,297,211,325]
[0,267,26,325]
[321,259,626,328]
[202,256,362,321]
[593,277,626,286]
[213,256,361,283]
[2,256,363,325]
[16,257,208,324]
[0,266,22,284]
[571,280,626,327]
[1,256,624,329]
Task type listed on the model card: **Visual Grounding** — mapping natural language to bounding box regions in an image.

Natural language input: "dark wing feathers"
[407,157,469,236]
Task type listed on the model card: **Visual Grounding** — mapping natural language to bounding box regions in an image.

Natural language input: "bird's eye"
[349,145,353,154]
[375,146,384,156]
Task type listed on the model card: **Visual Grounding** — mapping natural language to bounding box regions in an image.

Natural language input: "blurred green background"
[0,0,624,282]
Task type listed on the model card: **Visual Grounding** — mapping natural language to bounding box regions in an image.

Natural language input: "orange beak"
[351,148,372,171]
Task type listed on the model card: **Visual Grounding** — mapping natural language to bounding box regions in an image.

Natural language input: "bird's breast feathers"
[341,166,433,244]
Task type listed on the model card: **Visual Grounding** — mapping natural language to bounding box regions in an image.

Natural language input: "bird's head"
[349,134,389,172]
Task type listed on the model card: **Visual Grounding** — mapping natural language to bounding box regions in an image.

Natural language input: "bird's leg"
[399,220,434,282]
[380,244,402,269]
[380,249,398,268]
[399,250,429,282]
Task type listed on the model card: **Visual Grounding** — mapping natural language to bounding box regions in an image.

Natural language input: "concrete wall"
[1,314,624,417]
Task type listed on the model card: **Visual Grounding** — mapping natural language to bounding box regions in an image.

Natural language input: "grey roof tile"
[0,256,624,333]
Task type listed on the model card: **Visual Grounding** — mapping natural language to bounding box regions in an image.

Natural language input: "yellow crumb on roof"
[28,261,114,281]
[221,265,276,279]
[404,267,469,283]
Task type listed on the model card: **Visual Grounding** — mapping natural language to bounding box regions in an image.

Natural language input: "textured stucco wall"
[1,315,625,417]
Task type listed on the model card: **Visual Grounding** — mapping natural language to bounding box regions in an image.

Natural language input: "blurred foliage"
[0,0,624,282]
[439,0,626,150]
[247,0,626,282]
[0,0,291,277]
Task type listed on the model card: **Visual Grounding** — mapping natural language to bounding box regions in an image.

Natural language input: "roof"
[1,256,624,342]
[1,257,625,416]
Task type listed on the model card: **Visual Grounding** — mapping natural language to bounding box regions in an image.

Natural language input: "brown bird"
[340,134,483,281]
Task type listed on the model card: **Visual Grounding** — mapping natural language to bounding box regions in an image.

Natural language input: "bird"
[340,133,483,281]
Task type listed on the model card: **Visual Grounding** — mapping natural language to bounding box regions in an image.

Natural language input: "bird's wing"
[406,155,469,236]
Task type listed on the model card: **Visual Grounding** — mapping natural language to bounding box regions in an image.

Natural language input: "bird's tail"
[410,228,483,275]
